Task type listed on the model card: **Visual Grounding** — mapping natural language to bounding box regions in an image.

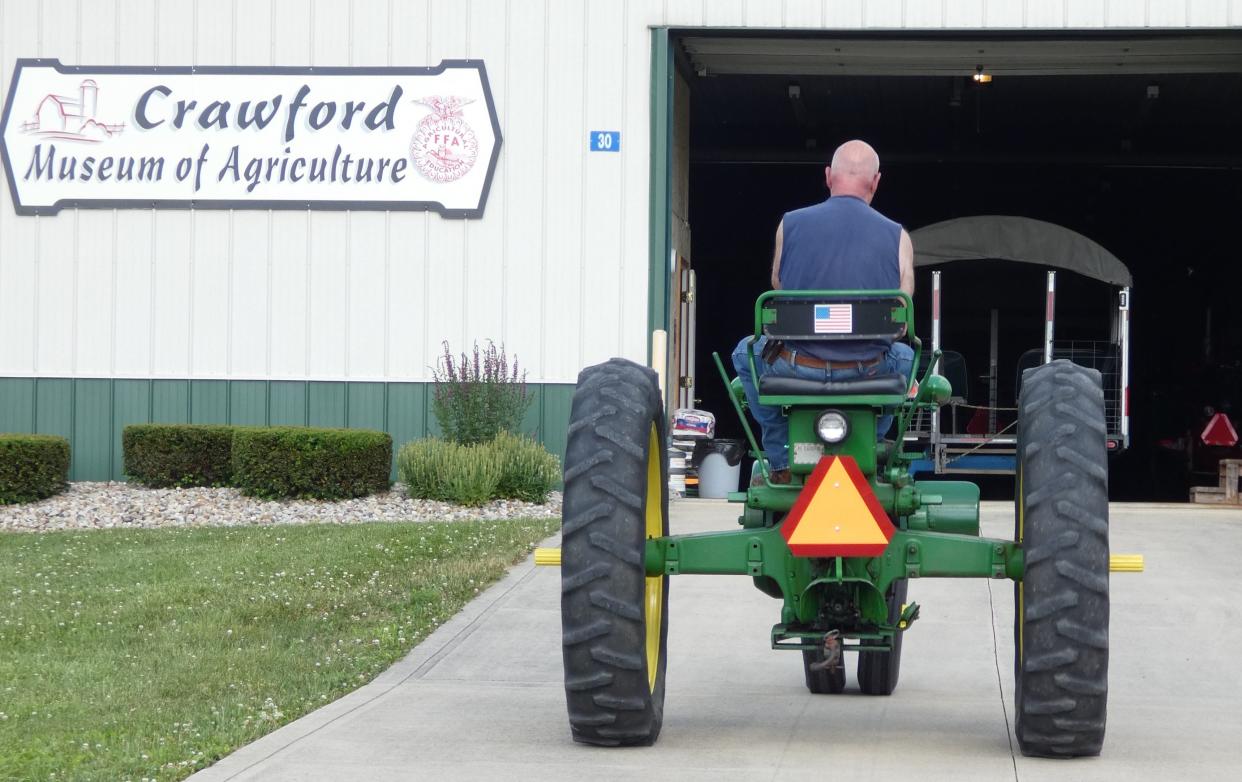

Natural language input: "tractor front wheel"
[560,358,670,746]
[802,647,846,694]
[1014,359,1109,757]
[857,578,908,695]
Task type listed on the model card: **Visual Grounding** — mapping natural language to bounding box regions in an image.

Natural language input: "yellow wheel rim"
[643,424,664,692]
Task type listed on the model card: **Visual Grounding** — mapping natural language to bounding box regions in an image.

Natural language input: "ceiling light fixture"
[972,65,992,84]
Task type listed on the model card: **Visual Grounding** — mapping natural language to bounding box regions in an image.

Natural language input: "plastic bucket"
[696,438,744,498]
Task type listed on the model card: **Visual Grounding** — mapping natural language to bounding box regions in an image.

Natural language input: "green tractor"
[543,289,1124,757]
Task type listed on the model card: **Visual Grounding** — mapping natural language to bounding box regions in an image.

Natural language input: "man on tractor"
[732,139,916,484]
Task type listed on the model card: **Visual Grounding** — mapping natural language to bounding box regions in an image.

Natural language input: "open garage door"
[670,29,1242,500]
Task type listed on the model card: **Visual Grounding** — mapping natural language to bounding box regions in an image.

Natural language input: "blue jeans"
[731,336,915,472]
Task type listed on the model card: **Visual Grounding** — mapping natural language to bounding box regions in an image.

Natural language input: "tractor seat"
[759,373,908,397]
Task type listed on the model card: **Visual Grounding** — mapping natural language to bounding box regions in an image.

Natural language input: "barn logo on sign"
[20,80,125,143]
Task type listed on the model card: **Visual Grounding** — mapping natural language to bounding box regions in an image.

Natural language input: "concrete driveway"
[193,501,1242,781]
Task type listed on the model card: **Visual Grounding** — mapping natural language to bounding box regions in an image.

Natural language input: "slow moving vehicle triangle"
[781,456,896,557]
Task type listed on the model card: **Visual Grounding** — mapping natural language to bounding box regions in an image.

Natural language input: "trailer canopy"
[910,215,1133,287]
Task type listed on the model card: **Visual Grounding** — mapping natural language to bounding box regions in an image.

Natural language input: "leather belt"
[777,348,883,371]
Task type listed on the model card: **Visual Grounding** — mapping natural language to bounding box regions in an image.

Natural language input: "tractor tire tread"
[1014,359,1109,759]
[561,358,668,747]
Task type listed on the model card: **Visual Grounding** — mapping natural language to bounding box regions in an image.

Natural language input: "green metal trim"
[0,377,576,483]
[645,526,1022,628]
[647,26,673,359]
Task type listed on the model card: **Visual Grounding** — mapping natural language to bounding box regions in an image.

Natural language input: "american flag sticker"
[814,303,853,334]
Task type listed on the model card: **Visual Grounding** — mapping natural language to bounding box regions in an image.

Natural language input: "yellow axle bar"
[535,547,1144,573]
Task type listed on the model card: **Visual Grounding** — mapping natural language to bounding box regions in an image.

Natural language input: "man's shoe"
[752,468,791,487]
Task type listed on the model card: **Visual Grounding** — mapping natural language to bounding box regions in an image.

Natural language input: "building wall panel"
[0,0,39,380]
[151,379,189,423]
[579,0,626,368]
[72,378,111,480]
[229,380,268,426]
[620,0,663,365]
[823,0,865,28]
[1107,0,1150,24]
[0,374,574,480]
[744,0,784,27]
[347,213,390,379]
[269,380,308,426]
[705,0,747,27]
[783,0,822,27]
[945,0,987,27]
[36,216,75,375]
[1189,0,1231,25]
[862,0,903,27]
[463,0,509,354]
[501,0,548,371]
[151,212,194,377]
[0,378,36,433]
[1067,0,1109,27]
[347,382,387,431]
[664,0,705,27]
[190,216,231,376]
[1026,1,1068,27]
[191,380,229,423]
[308,381,347,428]
[112,378,150,479]
[985,0,1027,26]
[230,213,272,378]
[422,0,471,360]
[905,0,945,28]
[540,0,588,381]
[0,0,1237,399]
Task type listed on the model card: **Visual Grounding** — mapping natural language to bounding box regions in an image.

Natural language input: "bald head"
[825,140,882,202]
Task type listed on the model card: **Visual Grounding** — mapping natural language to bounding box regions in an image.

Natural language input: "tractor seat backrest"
[759,373,908,397]
[762,295,907,342]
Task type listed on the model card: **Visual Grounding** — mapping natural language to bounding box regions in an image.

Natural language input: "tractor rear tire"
[1014,359,1109,758]
[857,578,909,696]
[802,647,846,694]
[560,358,670,747]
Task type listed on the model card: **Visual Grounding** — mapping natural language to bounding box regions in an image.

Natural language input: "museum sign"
[0,59,503,217]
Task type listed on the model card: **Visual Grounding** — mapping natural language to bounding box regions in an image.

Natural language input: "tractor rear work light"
[815,410,849,444]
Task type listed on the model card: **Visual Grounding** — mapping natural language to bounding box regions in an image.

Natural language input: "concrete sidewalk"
[193,501,1242,781]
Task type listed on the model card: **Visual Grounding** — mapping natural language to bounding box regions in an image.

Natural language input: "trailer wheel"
[857,578,909,695]
[1014,359,1109,757]
[560,358,669,747]
[802,647,846,694]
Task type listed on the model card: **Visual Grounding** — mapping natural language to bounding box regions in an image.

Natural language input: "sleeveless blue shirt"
[778,195,902,361]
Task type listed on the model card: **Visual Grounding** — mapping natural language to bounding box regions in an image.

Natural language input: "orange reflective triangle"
[781,456,896,557]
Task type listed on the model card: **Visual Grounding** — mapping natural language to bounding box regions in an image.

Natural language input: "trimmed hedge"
[397,433,559,507]
[232,427,393,500]
[492,431,560,503]
[123,424,236,488]
[0,434,71,505]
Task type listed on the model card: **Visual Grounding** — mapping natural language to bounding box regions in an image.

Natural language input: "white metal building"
[0,0,1239,487]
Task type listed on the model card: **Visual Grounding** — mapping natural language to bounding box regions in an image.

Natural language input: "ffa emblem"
[411,96,479,183]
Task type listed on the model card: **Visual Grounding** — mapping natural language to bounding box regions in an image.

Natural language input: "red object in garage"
[1200,413,1239,447]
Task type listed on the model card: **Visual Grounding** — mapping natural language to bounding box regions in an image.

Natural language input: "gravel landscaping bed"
[0,482,562,532]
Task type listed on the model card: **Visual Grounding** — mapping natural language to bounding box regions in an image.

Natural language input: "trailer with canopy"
[905,215,1132,475]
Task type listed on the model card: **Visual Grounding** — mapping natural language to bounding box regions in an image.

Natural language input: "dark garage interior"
[679,32,1242,500]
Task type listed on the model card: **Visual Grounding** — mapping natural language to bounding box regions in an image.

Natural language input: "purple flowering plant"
[431,340,532,446]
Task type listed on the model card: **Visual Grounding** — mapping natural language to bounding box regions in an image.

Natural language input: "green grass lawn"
[0,518,558,782]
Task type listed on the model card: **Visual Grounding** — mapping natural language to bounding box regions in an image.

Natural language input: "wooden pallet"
[1190,459,1242,504]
